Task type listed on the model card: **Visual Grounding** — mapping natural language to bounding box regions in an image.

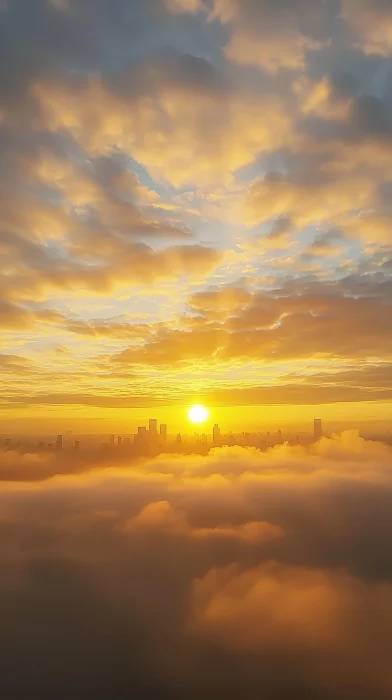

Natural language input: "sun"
[188,404,209,424]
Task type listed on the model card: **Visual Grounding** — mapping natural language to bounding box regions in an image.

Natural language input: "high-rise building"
[213,424,221,446]
[110,435,115,448]
[149,419,158,434]
[160,424,167,442]
[56,434,63,450]
[314,419,322,440]
[135,426,147,447]
[176,433,182,444]
[117,436,122,448]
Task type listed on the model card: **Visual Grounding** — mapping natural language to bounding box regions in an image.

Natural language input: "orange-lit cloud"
[125,500,283,543]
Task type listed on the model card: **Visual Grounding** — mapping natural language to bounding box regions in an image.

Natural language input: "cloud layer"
[1,434,392,697]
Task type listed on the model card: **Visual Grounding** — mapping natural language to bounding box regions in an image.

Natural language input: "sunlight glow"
[188,404,209,424]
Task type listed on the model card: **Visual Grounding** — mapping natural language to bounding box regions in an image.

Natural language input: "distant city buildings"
[135,426,147,449]
[314,419,323,440]
[213,423,221,446]
[1,418,335,456]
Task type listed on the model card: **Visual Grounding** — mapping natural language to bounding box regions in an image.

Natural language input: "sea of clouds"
[1,431,392,698]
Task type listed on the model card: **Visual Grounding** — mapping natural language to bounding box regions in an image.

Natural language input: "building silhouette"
[56,434,63,450]
[160,424,167,442]
[74,440,80,451]
[213,423,221,446]
[110,435,115,449]
[149,419,158,435]
[117,436,122,448]
[135,426,147,448]
[314,419,323,440]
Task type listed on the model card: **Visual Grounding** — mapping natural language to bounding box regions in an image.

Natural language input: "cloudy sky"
[2,0,392,431]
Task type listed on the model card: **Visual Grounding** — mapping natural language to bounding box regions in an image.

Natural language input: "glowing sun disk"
[188,404,209,424]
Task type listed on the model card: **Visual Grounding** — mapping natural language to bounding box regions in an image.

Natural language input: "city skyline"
[3,415,327,448]
[4,414,392,456]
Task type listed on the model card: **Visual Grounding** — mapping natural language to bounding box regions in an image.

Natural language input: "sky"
[2,0,392,432]
[2,430,392,698]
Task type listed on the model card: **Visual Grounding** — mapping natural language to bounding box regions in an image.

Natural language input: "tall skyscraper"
[56,434,63,450]
[110,435,115,448]
[135,426,147,447]
[160,424,167,442]
[176,433,182,444]
[314,419,322,440]
[213,424,221,446]
[149,419,158,434]
[117,436,122,448]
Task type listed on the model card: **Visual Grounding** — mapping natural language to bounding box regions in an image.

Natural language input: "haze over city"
[1,0,392,698]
